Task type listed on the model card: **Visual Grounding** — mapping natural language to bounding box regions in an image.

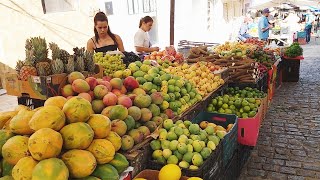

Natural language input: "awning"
[250,0,320,10]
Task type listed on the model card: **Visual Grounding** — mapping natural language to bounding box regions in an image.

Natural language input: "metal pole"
[170,0,175,45]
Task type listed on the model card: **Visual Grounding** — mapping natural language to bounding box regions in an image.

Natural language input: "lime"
[168,79,176,85]
[229,105,236,110]
[217,101,223,108]
[248,98,256,103]
[228,101,234,106]
[222,104,229,109]
[248,111,256,117]
[242,113,248,118]
[211,99,218,106]
[239,108,244,113]
[223,97,229,104]
[218,109,225,114]
[242,100,249,107]
[189,92,195,99]
[249,103,255,110]
[225,109,233,114]
[234,100,242,108]
[243,106,251,113]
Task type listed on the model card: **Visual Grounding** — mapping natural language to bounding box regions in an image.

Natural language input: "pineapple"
[51,59,64,74]
[15,60,25,73]
[19,60,37,81]
[60,49,70,64]
[28,37,52,76]
[65,56,74,73]
[84,51,95,73]
[75,56,85,72]
[49,42,60,60]
[36,62,52,76]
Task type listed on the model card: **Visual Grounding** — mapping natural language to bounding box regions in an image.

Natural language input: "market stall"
[0,35,304,180]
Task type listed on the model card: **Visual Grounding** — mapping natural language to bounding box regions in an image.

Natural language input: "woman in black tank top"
[87,12,124,53]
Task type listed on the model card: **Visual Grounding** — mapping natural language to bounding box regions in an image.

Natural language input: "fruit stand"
[0,36,304,180]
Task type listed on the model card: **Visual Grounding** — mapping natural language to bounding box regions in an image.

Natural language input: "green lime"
[243,106,251,113]
[219,109,225,114]
[211,99,218,106]
[225,109,233,114]
[248,111,256,117]
[222,104,229,109]
[217,101,223,108]
[242,113,248,118]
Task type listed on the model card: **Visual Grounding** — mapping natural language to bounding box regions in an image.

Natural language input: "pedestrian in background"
[258,8,273,41]
[305,10,315,43]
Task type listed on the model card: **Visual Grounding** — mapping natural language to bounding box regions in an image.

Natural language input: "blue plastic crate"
[297,31,306,38]
[192,112,238,169]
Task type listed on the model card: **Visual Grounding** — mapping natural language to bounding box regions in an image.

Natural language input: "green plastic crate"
[192,112,238,169]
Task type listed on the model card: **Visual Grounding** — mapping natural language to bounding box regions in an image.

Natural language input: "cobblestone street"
[240,40,320,179]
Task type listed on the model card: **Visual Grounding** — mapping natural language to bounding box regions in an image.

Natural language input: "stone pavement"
[240,40,320,179]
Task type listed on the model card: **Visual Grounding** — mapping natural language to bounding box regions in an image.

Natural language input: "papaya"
[0,130,14,157]
[29,105,66,131]
[87,139,115,164]
[0,111,18,129]
[60,122,94,150]
[44,96,67,110]
[2,136,30,165]
[63,96,93,123]
[61,149,97,178]
[1,159,14,176]
[109,153,129,173]
[32,158,69,180]
[105,131,122,151]
[12,156,38,180]
[14,105,29,112]
[87,114,111,139]
[9,109,35,135]
[92,164,119,180]
[28,128,63,160]
[0,176,14,180]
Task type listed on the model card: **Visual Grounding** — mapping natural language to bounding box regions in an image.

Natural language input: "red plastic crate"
[237,106,262,146]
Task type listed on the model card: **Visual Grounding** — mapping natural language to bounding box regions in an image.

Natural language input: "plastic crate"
[222,151,240,180]
[237,106,262,146]
[17,96,45,110]
[281,58,301,82]
[297,31,306,38]
[192,112,238,169]
[149,144,222,180]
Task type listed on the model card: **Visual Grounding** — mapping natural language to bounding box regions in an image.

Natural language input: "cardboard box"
[134,170,188,180]
[5,73,67,100]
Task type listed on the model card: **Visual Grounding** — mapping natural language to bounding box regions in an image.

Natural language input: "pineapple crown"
[26,37,48,63]
[49,42,60,60]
